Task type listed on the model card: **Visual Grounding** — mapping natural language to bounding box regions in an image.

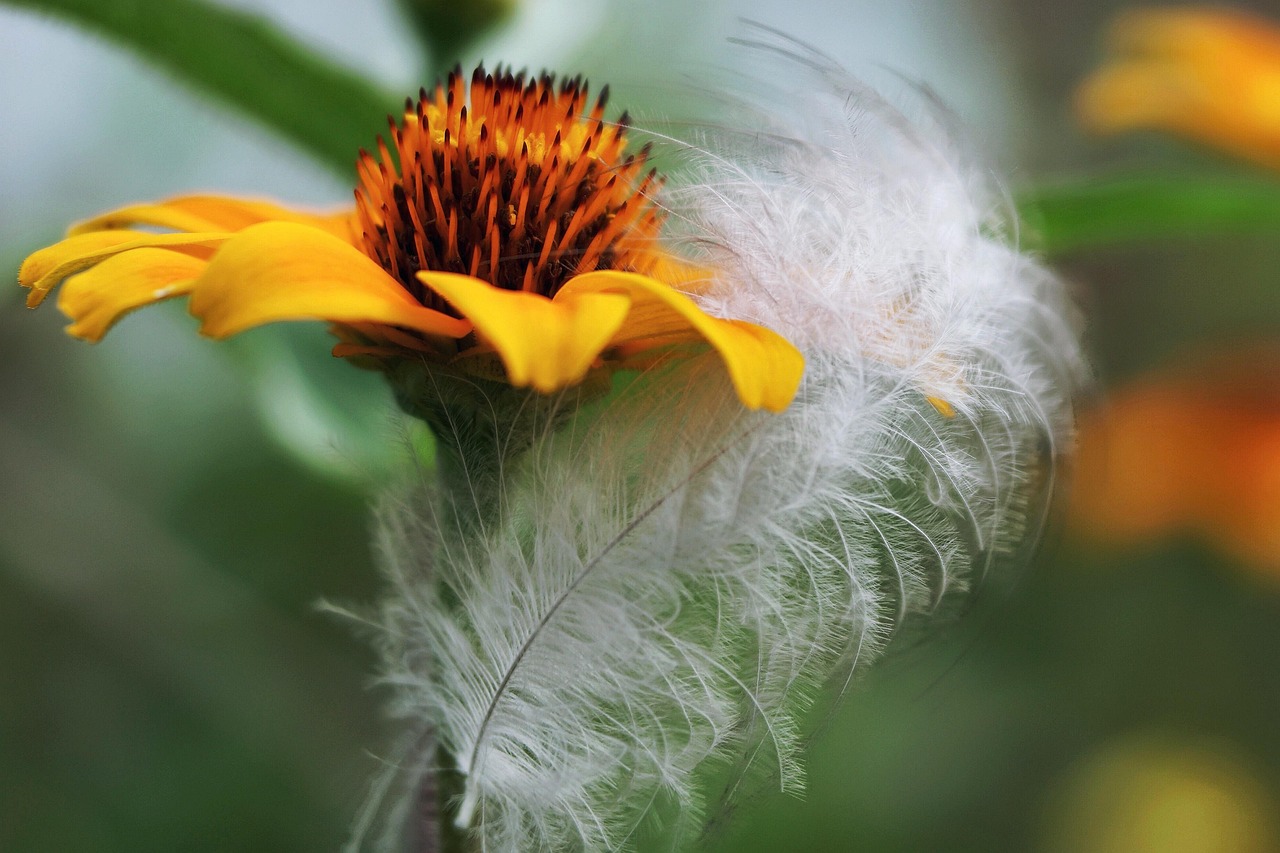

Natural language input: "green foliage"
[1020,172,1280,256]
[225,325,436,487]
[3,0,400,177]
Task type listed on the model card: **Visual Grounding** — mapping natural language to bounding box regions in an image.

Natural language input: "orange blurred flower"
[1068,352,1280,577]
[1077,7,1280,169]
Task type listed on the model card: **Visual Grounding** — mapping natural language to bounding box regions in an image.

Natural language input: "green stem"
[405,744,472,853]
[435,750,473,853]
[390,365,615,852]
[395,0,516,75]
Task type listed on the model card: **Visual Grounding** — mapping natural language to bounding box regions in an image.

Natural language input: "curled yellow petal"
[20,230,231,308]
[69,195,356,243]
[1077,8,1280,169]
[642,255,717,295]
[559,270,804,412]
[189,222,470,340]
[418,271,632,393]
[57,248,209,341]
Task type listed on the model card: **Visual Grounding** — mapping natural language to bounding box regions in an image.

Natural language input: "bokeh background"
[2,1,1278,850]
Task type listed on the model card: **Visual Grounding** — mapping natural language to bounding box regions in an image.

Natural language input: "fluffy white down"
[366,40,1083,853]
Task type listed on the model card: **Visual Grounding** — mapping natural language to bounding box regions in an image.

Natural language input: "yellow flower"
[19,67,803,413]
[1077,7,1280,169]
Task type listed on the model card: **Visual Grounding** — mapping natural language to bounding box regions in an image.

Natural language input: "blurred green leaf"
[227,325,435,488]
[4,0,401,177]
[1020,173,1280,256]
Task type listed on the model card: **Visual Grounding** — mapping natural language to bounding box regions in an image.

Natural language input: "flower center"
[355,65,664,316]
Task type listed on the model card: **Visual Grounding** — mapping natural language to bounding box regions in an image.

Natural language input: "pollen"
[355,65,665,316]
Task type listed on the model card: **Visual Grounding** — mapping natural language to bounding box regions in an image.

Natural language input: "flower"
[368,40,1084,852]
[1076,7,1280,169]
[1040,732,1280,853]
[1068,353,1280,578]
[18,66,802,413]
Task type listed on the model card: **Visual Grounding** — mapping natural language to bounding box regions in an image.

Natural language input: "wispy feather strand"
[366,37,1083,852]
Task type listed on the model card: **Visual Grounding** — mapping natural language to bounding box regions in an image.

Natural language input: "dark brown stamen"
[354,65,665,318]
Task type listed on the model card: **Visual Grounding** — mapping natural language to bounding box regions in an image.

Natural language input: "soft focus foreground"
[2,3,1279,853]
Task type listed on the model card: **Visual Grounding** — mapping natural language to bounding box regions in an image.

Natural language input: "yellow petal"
[1107,8,1280,58]
[20,230,230,308]
[189,222,470,340]
[69,195,356,243]
[925,396,957,418]
[418,271,632,393]
[1077,9,1280,169]
[558,270,804,412]
[643,255,717,295]
[57,248,208,341]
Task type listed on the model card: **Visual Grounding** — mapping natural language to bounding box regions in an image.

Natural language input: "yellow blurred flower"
[1040,732,1278,853]
[19,67,802,412]
[1077,7,1280,169]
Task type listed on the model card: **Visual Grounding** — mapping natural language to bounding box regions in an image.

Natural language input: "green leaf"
[227,325,436,488]
[5,0,402,177]
[1018,173,1280,256]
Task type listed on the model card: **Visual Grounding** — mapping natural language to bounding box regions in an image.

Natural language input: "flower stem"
[409,745,473,853]
[389,365,611,850]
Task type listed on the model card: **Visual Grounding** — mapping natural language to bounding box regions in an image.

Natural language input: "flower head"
[18,66,802,413]
[369,40,1085,852]
[1077,7,1280,169]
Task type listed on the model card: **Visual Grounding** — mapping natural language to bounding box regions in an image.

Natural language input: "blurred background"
[2,0,1278,850]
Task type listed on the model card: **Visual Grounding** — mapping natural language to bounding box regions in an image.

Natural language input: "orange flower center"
[354,65,665,318]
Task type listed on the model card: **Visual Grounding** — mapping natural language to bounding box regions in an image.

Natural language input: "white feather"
[365,36,1084,852]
